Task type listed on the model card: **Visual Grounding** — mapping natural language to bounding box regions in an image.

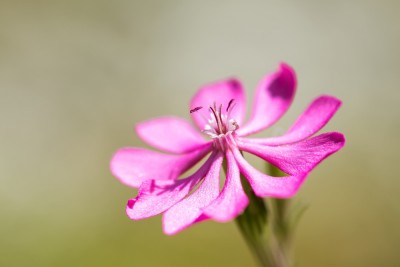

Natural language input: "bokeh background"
[1,1,399,266]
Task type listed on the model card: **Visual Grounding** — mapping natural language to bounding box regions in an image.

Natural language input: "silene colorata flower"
[111,63,345,235]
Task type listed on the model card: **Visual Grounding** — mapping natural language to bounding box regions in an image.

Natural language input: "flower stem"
[222,157,271,266]
[267,180,308,267]
[235,176,293,267]
[235,175,273,266]
[268,198,292,267]
[267,164,295,267]
[234,163,302,267]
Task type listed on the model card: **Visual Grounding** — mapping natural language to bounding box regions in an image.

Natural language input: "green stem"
[268,165,293,267]
[235,176,272,267]
[231,156,300,267]
[268,199,292,267]
[222,157,271,266]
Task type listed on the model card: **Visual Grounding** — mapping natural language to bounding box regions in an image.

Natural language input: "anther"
[226,99,234,112]
[190,106,203,113]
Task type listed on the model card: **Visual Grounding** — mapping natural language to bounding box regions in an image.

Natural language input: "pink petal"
[232,148,305,198]
[239,95,342,146]
[237,63,296,136]
[126,152,218,219]
[162,153,224,235]
[190,78,246,130]
[202,150,248,222]
[110,143,212,188]
[136,116,207,154]
[237,132,345,176]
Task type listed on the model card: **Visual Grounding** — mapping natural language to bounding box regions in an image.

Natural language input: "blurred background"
[1,1,399,266]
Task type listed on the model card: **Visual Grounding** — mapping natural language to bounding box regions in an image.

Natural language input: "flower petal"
[202,150,248,222]
[232,148,305,198]
[239,96,342,146]
[237,132,345,176]
[190,78,246,130]
[136,116,207,154]
[126,152,218,219]
[110,143,212,188]
[162,153,224,235]
[237,63,296,136]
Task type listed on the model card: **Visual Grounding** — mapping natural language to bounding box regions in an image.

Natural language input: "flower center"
[191,99,239,151]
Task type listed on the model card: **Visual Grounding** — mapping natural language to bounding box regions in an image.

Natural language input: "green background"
[1,1,399,266]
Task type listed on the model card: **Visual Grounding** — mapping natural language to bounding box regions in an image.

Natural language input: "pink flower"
[111,63,345,235]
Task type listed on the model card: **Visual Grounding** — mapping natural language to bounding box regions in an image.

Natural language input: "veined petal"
[136,116,207,154]
[232,148,305,198]
[126,152,218,219]
[239,96,342,146]
[203,150,248,222]
[110,143,212,188]
[237,63,296,136]
[162,153,224,235]
[190,78,246,130]
[237,132,345,176]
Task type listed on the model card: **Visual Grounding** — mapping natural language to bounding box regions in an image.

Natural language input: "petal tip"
[134,121,146,141]
[278,62,296,83]
[279,62,293,72]
[317,95,343,108]
[127,199,136,209]
[109,148,142,188]
[227,77,242,91]
[110,149,128,181]
[267,62,297,103]
[126,199,138,219]
[332,132,346,148]
[162,219,179,236]
[327,131,345,143]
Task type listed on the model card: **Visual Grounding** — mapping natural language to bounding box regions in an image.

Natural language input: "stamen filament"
[218,104,226,133]
[192,99,239,152]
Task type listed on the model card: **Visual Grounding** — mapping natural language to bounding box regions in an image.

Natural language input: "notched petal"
[110,143,212,188]
[232,148,305,198]
[190,78,247,131]
[162,153,224,235]
[241,95,342,146]
[237,132,345,176]
[238,63,296,136]
[136,116,207,154]
[126,152,218,220]
[202,150,249,222]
